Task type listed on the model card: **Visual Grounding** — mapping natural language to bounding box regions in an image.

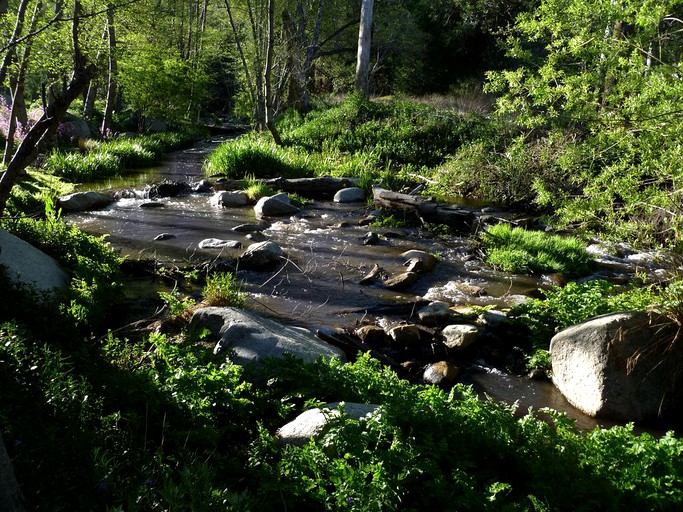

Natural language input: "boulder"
[277,402,381,446]
[442,324,479,351]
[400,250,437,272]
[423,361,461,386]
[58,191,114,212]
[254,195,300,217]
[334,187,365,203]
[193,179,213,194]
[198,238,243,250]
[210,191,249,207]
[362,232,380,245]
[0,433,23,512]
[59,118,91,141]
[238,241,285,269]
[417,301,452,326]
[190,307,346,366]
[148,181,191,198]
[550,312,680,421]
[0,228,69,295]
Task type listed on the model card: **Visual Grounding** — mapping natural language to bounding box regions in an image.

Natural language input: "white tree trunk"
[354,0,373,96]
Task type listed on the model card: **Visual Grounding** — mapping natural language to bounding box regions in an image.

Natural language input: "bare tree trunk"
[354,0,373,96]
[224,0,256,107]
[0,0,30,88]
[100,4,117,137]
[4,1,41,165]
[83,21,109,119]
[264,0,281,144]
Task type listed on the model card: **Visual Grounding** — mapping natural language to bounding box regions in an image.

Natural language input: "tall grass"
[45,132,194,182]
[480,223,593,276]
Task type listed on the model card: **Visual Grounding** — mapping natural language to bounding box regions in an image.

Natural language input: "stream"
[67,139,656,433]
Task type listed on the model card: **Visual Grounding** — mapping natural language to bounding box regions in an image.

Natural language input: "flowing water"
[66,140,664,433]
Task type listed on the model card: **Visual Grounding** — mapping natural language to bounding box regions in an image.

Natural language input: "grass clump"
[202,272,244,307]
[241,174,275,201]
[480,223,593,276]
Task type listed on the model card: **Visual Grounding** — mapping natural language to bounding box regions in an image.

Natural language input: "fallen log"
[372,187,475,233]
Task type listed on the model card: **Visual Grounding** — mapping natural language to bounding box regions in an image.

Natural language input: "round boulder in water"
[211,190,249,207]
[423,361,460,386]
[254,195,300,217]
[334,187,365,203]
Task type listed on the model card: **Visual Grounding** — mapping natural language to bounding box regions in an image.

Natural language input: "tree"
[354,0,372,95]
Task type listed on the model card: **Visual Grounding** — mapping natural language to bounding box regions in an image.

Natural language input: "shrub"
[202,272,244,307]
[480,223,593,276]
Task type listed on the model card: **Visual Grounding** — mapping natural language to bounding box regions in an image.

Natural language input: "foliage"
[510,279,658,348]
[480,223,593,276]
[202,272,245,308]
[241,174,275,201]
[5,168,74,215]
[1,206,122,330]
[158,290,196,317]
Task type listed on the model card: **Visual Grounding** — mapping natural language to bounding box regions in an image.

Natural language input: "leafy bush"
[202,272,244,307]
[480,223,593,276]
[510,280,658,349]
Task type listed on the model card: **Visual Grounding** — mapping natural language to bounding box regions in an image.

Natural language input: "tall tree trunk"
[354,0,373,96]
[4,1,41,165]
[0,0,30,88]
[83,21,109,119]
[100,4,117,137]
[264,0,281,144]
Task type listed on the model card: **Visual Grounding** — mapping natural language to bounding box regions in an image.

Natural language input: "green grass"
[202,272,245,307]
[45,132,195,182]
[480,224,593,276]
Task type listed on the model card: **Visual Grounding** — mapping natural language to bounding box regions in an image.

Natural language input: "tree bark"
[264,0,281,144]
[100,4,117,137]
[0,0,30,88]
[354,0,374,96]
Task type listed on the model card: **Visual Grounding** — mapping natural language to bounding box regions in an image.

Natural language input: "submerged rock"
[148,181,191,198]
[198,238,242,250]
[238,241,285,269]
[154,233,175,241]
[384,271,420,290]
[190,307,346,367]
[362,232,380,245]
[401,250,437,272]
[359,264,386,285]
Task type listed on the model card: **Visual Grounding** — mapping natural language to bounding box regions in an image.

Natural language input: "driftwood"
[372,187,475,233]
[212,176,356,197]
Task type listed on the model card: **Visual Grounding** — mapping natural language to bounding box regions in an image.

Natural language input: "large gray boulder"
[277,402,380,446]
[190,307,346,366]
[0,229,69,295]
[550,311,680,421]
[0,433,23,512]
[58,191,114,212]
[254,195,300,217]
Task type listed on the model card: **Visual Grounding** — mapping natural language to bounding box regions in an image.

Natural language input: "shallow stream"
[67,139,659,433]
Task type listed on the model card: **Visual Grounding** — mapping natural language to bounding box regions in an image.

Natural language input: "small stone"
[478,310,510,329]
[355,325,388,345]
[140,201,164,208]
[246,232,268,242]
[154,233,175,241]
[423,361,460,386]
[400,250,437,272]
[255,195,300,217]
[211,190,249,207]
[362,232,380,245]
[198,238,243,250]
[388,324,421,346]
[358,210,382,226]
[384,271,420,290]
[417,301,453,326]
[441,324,479,350]
[359,264,385,285]
[238,241,285,269]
